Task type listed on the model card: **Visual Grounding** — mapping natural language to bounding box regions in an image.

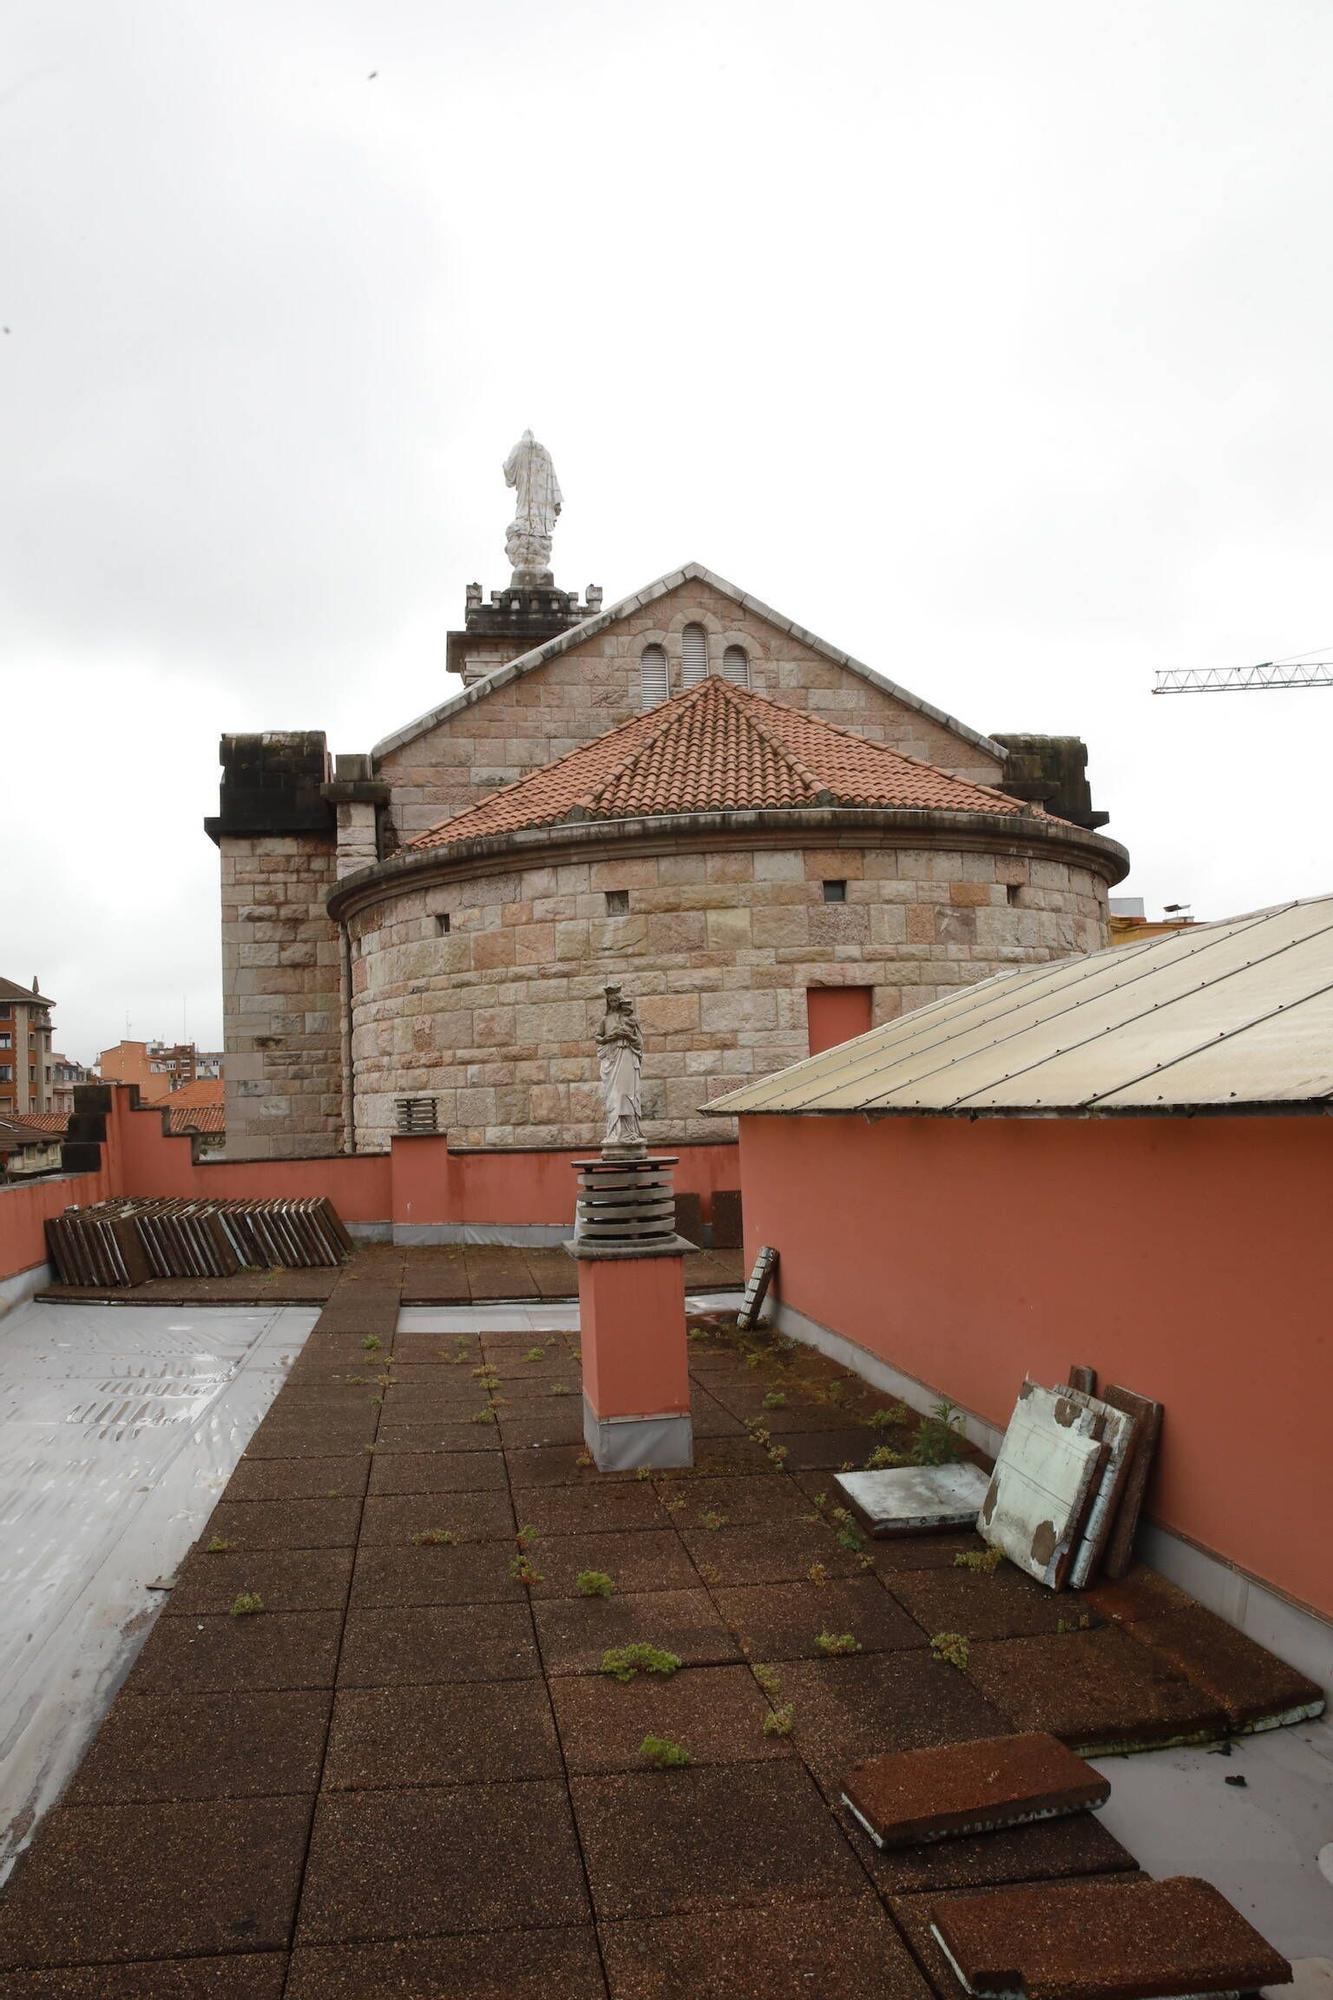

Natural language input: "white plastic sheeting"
[0,1300,318,1881]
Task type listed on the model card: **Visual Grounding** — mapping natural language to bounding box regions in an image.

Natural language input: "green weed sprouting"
[230,1592,264,1616]
[699,1510,727,1531]
[867,1402,911,1431]
[930,1630,970,1669]
[865,1444,908,1469]
[205,1535,234,1555]
[763,1703,795,1737]
[524,1346,546,1363]
[913,1400,966,1466]
[814,1630,861,1657]
[412,1527,457,1546]
[954,1548,1003,1573]
[361,1335,381,1352]
[640,1734,690,1769]
[761,1390,787,1410]
[509,1552,543,1586]
[601,1643,682,1684]
[577,1570,614,1598]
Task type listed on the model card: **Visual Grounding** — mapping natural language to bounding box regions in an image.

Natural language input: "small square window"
[1006,883,1021,907]
[435,913,451,935]
[822,879,847,903]
[605,889,630,916]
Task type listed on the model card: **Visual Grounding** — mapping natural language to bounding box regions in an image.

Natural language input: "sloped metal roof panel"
[705,894,1333,1117]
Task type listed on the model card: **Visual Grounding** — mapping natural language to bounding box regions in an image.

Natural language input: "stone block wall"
[344,833,1111,1151]
[220,835,344,1158]
[376,578,1006,842]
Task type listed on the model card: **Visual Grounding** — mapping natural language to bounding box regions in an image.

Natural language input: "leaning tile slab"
[551,1663,794,1774]
[714,1578,928,1660]
[286,1928,606,2000]
[837,1464,991,1537]
[599,1896,933,1998]
[296,1780,589,1945]
[130,1610,342,1694]
[1057,1389,1138,1589]
[66,1691,330,1804]
[977,1383,1105,1589]
[337,1602,539,1687]
[0,1798,312,1969]
[167,1549,353,1617]
[1098,1382,1164,1580]
[323,1680,560,1789]
[1115,1604,1325,1732]
[885,1565,1097,1642]
[963,1627,1228,1753]
[6,1956,289,1998]
[572,1763,864,1920]
[931,1872,1290,2000]
[889,1877,1137,2000]
[841,1731,1108,1849]
[535,1588,742,1676]
[869,1809,1137,1897]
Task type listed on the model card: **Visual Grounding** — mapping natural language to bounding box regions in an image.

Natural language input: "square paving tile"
[776,1430,888,1471]
[286,1928,605,2000]
[130,1611,342,1695]
[337,1603,539,1687]
[225,1456,369,1503]
[572,1763,864,1920]
[366,1448,508,1496]
[359,1490,515,1545]
[1114,1603,1326,1730]
[774,1652,1011,1793]
[201,1497,361,1552]
[862,1530,994,1573]
[497,1403,587,1448]
[526,1530,699,1600]
[865,1806,1139,1895]
[680,1521,863,1587]
[323,1680,560,1789]
[167,1549,353,1617]
[349,1540,524,1609]
[963,1627,1229,1752]
[888,1876,1139,2000]
[505,1442,634,1488]
[885,1564,1100,1641]
[0,1798,312,1969]
[5,1957,289,1999]
[535,1589,742,1676]
[659,1474,810,1529]
[599,1897,931,1998]
[705,1385,875,1434]
[685,1389,748,1438]
[714,1578,929,1661]
[296,1780,589,1945]
[66,1691,331,1804]
[672,1437,788,1479]
[552,1658,799,1774]
[379,1383,493,1419]
[374,1418,504,1454]
[517,1481,668,1535]
[243,1419,377,1461]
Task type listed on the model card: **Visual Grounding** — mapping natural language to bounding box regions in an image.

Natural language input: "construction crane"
[1153,655,1333,694]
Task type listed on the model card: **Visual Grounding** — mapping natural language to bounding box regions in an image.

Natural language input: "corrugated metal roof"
[704,894,1333,1117]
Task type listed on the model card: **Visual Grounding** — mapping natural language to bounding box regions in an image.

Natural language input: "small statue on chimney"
[595,984,645,1157]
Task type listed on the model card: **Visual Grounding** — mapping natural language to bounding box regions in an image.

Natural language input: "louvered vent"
[639,644,669,710]
[681,623,708,688]
[722,644,750,688]
[395,1095,439,1135]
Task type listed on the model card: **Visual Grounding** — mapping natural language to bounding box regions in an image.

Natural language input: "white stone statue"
[503,428,562,578]
[596,984,645,1155]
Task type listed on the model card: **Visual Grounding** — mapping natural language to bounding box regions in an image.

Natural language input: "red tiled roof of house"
[167,1102,225,1135]
[15,1111,69,1135]
[408,677,1042,854]
[168,1077,224,1108]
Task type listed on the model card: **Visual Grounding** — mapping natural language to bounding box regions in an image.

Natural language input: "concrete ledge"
[347,1221,393,1242]
[771,1296,1333,1698]
[391,1222,569,1246]
[583,1394,693,1471]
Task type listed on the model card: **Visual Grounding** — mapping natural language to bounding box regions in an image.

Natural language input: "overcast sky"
[5,1,1332,1063]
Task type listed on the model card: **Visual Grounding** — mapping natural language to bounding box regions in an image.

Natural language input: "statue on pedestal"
[595,984,644,1157]
[503,429,562,579]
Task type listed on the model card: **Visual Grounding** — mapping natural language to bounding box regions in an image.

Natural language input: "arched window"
[722,644,750,688]
[680,623,708,689]
[639,644,669,710]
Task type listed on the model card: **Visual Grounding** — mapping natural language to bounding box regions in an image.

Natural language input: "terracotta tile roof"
[167,1077,224,1108]
[0,1113,62,1150]
[14,1111,69,1135]
[408,678,1039,854]
[167,1102,225,1135]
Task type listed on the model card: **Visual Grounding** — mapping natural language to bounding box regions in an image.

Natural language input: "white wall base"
[770,1296,1333,1697]
[0,1262,52,1320]
[393,1223,570,1246]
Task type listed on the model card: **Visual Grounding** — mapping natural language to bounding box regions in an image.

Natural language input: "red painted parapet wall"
[736,1112,1333,1622]
[0,1086,739,1286]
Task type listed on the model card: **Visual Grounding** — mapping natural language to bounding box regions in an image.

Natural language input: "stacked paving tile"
[0,1285,1315,1996]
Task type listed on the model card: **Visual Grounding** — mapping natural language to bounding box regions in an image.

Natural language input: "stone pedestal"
[569,1155,694,1471]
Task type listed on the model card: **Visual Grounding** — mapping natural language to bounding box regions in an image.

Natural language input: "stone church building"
[207,451,1128,1159]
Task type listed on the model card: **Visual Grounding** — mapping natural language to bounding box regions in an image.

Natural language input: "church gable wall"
[375,578,1003,842]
